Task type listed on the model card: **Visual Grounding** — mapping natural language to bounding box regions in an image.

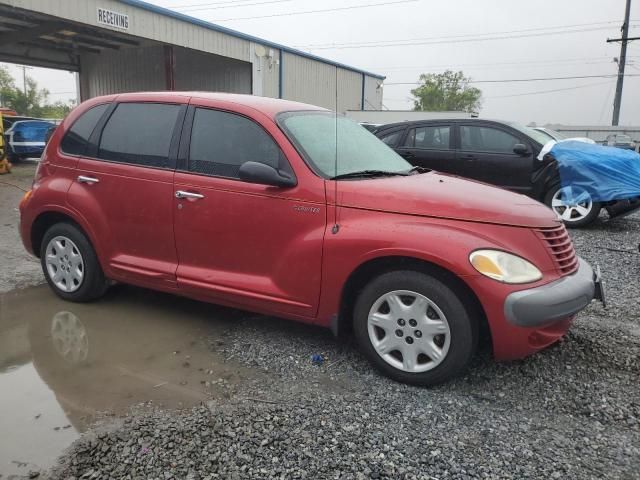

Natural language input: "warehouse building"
[0,0,385,111]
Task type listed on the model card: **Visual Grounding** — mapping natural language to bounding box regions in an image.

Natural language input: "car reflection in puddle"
[0,285,256,476]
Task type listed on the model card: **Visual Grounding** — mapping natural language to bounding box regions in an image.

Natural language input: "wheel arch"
[337,255,491,349]
[31,210,94,259]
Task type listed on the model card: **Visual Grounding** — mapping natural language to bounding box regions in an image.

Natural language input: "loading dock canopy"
[0,4,143,71]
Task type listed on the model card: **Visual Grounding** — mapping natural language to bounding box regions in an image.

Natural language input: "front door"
[173,105,326,319]
[67,100,186,288]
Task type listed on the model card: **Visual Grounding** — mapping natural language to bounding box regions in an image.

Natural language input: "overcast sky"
[4,0,639,125]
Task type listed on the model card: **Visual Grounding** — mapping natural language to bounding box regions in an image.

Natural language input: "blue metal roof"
[118,0,386,80]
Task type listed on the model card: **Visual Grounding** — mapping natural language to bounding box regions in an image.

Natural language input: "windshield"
[507,122,553,146]
[544,128,566,140]
[278,111,411,178]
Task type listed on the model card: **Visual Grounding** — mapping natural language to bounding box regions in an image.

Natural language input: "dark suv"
[375,119,640,227]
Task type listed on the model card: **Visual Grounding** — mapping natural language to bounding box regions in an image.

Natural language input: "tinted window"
[404,126,450,149]
[60,104,109,156]
[98,103,180,168]
[461,126,520,153]
[379,131,402,146]
[189,108,284,179]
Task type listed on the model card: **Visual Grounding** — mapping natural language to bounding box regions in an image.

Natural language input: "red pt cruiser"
[19,92,604,385]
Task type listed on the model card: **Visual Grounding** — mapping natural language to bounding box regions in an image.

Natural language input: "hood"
[335,171,560,228]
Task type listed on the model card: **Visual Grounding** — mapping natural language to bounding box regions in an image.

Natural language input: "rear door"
[456,123,534,193]
[394,124,455,172]
[67,96,188,289]
[172,101,327,318]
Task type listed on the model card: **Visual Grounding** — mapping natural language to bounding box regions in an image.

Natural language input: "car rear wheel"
[353,270,477,386]
[544,185,601,228]
[40,223,108,302]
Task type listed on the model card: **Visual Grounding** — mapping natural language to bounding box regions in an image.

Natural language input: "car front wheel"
[353,270,477,386]
[544,185,601,227]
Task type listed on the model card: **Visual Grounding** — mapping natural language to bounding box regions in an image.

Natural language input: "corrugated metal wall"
[173,47,251,93]
[79,46,165,98]
[282,51,337,109]
[282,52,374,111]
[261,49,280,99]
[364,76,384,111]
[337,69,363,112]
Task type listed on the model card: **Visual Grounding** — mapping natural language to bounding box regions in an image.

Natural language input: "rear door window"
[98,103,181,168]
[460,126,519,154]
[60,104,109,156]
[188,108,286,179]
[404,126,451,149]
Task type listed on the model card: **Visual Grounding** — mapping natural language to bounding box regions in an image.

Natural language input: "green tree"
[411,70,482,113]
[0,65,75,118]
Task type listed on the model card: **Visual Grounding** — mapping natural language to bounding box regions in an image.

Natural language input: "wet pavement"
[0,284,257,477]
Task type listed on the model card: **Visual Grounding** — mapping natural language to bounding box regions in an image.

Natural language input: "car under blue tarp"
[549,140,640,203]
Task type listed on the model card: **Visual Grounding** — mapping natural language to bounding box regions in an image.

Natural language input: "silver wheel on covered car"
[368,290,451,373]
[551,185,594,223]
[45,236,85,293]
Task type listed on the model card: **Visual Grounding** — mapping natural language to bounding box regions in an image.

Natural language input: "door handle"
[77,175,99,184]
[175,190,205,200]
[401,152,415,159]
[460,154,476,160]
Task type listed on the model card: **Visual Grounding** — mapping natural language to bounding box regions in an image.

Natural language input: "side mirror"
[238,161,297,188]
[513,143,529,156]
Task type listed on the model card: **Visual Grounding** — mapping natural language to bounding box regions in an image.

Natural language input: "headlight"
[469,250,542,284]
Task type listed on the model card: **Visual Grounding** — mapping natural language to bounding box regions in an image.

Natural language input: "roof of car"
[375,118,512,131]
[112,91,329,118]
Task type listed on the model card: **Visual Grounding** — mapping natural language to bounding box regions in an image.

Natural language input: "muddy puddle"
[0,285,257,476]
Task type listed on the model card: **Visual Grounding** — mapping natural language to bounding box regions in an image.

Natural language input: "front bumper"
[504,257,599,328]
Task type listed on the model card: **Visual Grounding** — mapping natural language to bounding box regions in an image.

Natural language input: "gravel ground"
[0,162,42,293]
[45,212,640,480]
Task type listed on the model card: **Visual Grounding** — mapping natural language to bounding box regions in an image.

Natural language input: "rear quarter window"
[379,130,403,147]
[60,104,109,156]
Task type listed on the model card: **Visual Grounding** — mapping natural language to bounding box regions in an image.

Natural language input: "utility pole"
[18,65,32,95]
[608,0,632,126]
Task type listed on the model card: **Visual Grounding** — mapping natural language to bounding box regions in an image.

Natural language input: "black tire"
[544,184,601,228]
[40,222,108,302]
[353,270,477,386]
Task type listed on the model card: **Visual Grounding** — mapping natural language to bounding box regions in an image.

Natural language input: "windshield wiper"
[330,170,409,180]
[407,166,430,175]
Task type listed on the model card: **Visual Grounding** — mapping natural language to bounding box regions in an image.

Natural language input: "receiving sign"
[97,8,129,30]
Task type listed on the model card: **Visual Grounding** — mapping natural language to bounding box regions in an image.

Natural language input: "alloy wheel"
[551,186,594,223]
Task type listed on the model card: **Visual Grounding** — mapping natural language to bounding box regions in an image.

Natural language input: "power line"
[486,80,616,99]
[176,0,294,13]
[362,56,637,72]
[599,80,618,123]
[300,24,640,50]
[207,0,420,22]
[296,21,626,48]
[384,73,640,86]
[168,0,282,7]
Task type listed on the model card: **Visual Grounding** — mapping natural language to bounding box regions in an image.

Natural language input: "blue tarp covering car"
[549,140,640,203]
[5,119,55,160]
